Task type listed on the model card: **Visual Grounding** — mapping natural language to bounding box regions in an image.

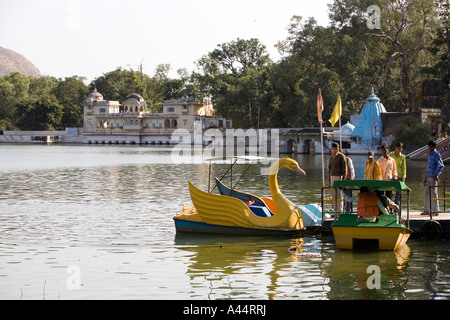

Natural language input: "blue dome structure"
[352,88,386,148]
[341,121,355,135]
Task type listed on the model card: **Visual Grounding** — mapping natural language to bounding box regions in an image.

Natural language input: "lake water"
[0,144,449,300]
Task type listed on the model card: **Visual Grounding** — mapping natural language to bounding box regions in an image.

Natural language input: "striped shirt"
[426,149,444,177]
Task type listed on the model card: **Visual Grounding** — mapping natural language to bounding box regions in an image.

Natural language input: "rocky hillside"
[0,47,41,77]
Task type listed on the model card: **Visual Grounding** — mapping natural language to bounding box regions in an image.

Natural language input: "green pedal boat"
[330,180,412,250]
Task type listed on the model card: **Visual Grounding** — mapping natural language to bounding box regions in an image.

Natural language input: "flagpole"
[339,116,342,151]
[320,119,325,187]
[317,88,325,187]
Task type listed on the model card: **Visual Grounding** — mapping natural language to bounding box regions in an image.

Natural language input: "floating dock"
[406,211,450,239]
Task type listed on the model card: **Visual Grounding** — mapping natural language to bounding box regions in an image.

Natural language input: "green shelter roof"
[331,179,411,191]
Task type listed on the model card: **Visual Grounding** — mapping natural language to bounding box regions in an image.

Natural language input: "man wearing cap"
[364,151,382,180]
[328,142,347,213]
[390,142,406,208]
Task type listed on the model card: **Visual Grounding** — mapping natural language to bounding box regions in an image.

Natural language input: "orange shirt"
[377,156,397,180]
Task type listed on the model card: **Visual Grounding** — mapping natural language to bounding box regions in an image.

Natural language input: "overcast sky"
[0,0,332,83]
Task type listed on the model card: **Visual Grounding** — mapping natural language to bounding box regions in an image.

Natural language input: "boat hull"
[331,225,411,250]
[173,218,304,236]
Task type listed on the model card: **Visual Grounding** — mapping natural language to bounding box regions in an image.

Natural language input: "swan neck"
[268,161,282,199]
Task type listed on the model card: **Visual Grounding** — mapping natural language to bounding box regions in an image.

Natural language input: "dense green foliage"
[391,116,433,152]
[0,0,448,134]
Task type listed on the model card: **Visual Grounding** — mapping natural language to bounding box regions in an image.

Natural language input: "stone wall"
[381,112,420,137]
[0,128,84,144]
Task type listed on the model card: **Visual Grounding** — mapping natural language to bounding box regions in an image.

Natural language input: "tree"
[328,0,440,112]
[91,65,187,113]
[428,0,450,121]
[269,0,442,129]
[15,96,63,131]
[0,72,30,131]
[193,38,273,128]
[92,68,147,103]
[272,17,349,127]
[53,76,89,128]
[391,115,431,152]
[153,64,189,102]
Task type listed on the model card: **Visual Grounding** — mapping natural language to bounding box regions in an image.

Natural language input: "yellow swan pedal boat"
[173,157,307,236]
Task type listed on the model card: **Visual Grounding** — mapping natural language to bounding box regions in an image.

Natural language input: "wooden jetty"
[406,211,450,240]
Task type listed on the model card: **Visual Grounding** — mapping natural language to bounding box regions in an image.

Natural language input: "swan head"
[270,157,306,175]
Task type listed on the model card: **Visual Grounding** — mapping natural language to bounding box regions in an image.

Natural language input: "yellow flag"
[329,94,342,127]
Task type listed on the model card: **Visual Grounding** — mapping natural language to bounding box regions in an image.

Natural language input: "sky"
[0,0,332,84]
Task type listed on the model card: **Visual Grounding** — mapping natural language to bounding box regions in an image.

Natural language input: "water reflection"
[174,234,420,300]
[322,244,411,299]
[175,234,328,299]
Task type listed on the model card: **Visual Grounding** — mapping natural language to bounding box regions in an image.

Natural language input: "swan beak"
[294,167,306,175]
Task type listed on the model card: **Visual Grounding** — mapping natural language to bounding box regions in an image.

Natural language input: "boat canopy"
[204,155,278,162]
[331,179,411,191]
[204,155,279,193]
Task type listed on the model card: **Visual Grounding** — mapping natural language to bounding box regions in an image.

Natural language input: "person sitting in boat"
[245,200,255,206]
[342,187,399,222]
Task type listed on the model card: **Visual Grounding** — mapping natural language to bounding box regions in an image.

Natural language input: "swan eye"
[291,164,296,168]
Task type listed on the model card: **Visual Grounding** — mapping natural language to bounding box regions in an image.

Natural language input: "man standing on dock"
[329,142,347,213]
[378,145,398,199]
[378,145,398,181]
[423,140,445,216]
[365,151,382,180]
[390,142,407,209]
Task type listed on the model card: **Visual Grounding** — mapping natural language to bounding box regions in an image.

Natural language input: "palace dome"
[123,93,146,111]
[88,88,103,101]
[124,93,144,103]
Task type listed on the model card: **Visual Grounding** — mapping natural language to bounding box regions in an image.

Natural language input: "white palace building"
[82,89,232,145]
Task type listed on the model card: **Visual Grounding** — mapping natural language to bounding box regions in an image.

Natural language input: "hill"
[0,47,41,77]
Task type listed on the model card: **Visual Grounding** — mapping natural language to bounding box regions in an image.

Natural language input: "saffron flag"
[317,89,324,123]
[329,94,342,127]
